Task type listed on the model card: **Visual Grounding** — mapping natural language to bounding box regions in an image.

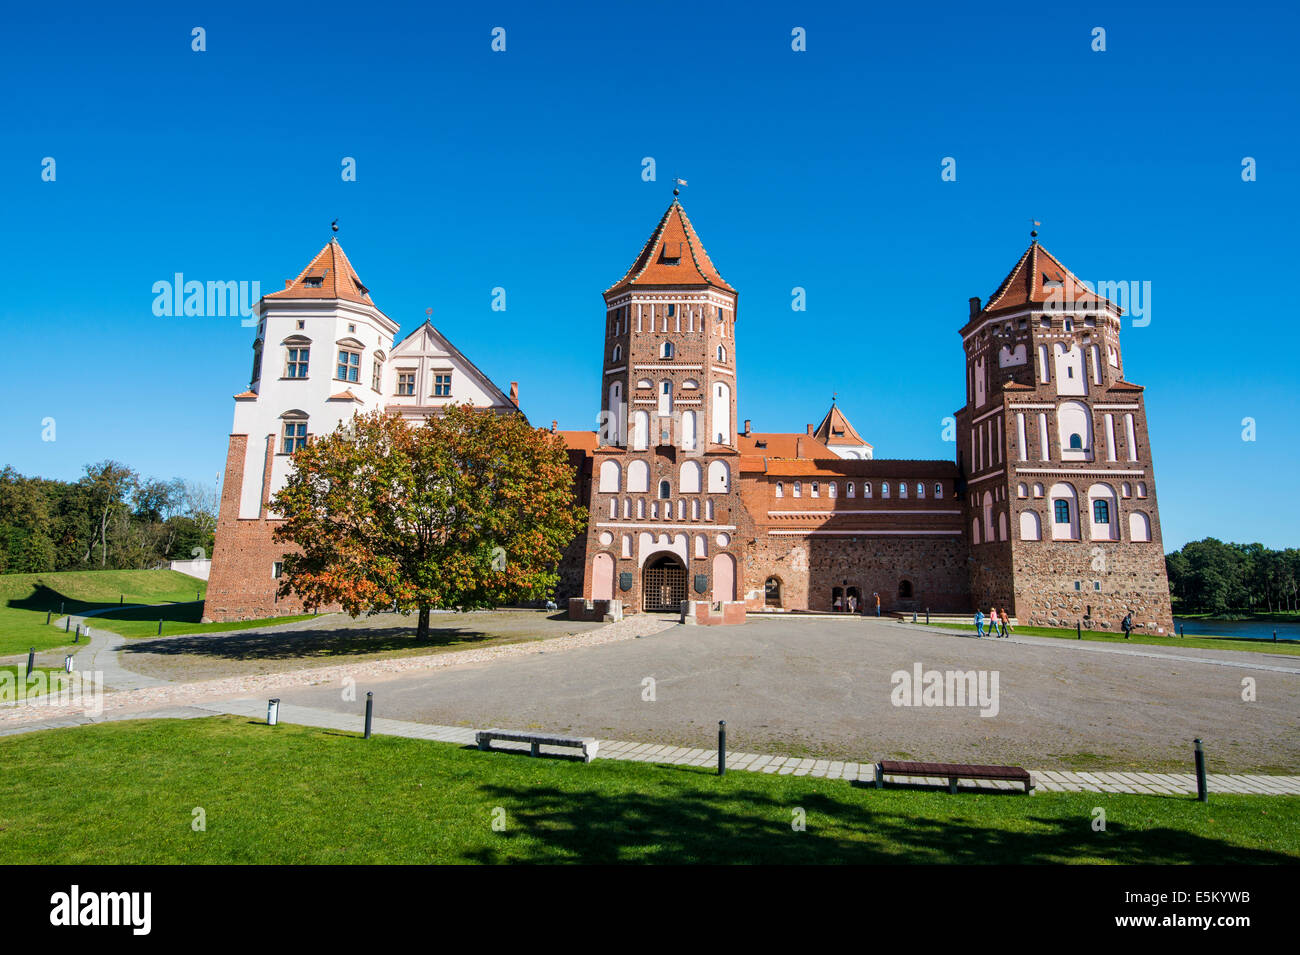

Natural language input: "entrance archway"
[642,553,687,612]
[764,577,782,608]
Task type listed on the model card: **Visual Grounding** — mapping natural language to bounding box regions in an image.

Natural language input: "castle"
[205,201,1174,634]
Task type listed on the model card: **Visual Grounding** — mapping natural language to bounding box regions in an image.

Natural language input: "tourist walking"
[833,593,843,613]
[1122,611,1133,640]
[974,609,985,638]
[1000,608,1011,637]
[873,592,881,617]
[847,594,858,615]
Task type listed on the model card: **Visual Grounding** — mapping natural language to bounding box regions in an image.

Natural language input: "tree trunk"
[417,606,430,641]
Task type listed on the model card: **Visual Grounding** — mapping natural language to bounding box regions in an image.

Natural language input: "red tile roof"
[812,402,872,448]
[980,241,1116,317]
[557,430,599,452]
[605,200,735,296]
[739,433,830,458]
[266,238,376,307]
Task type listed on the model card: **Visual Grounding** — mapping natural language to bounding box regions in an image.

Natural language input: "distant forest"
[0,463,217,575]
[1165,539,1299,616]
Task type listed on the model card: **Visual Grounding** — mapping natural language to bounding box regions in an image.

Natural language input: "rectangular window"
[1055,500,1071,524]
[1093,500,1110,524]
[285,347,309,378]
[281,420,307,454]
[336,349,360,382]
[433,373,452,397]
[397,371,416,396]
[372,359,382,392]
[272,561,283,579]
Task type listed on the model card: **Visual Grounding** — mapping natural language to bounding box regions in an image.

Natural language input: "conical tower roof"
[980,240,1116,317]
[266,238,377,307]
[605,199,735,296]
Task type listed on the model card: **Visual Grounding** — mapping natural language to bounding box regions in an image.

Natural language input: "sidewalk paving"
[6,696,1299,797]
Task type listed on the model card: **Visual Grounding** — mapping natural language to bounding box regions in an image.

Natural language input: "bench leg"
[477,738,490,751]
[949,777,958,795]
[874,764,883,789]
[530,741,540,757]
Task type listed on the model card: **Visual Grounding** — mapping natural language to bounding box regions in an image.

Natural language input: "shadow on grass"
[9,584,201,620]
[119,620,510,661]
[462,773,1297,864]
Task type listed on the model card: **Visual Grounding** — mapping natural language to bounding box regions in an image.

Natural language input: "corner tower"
[582,198,746,613]
[955,237,1173,633]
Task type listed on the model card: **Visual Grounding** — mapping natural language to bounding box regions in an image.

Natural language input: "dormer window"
[303,277,323,288]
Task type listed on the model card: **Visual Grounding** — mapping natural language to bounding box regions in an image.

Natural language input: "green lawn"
[0,569,208,655]
[0,665,74,700]
[0,569,312,654]
[920,621,1300,657]
[0,716,1295,864]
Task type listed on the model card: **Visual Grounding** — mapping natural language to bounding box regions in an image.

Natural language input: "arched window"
[1017,483,1028,498]
[847,482,855,498]
[1088,483,1118,540]
[811,482,820,498]
[716,344,727,363]
[1129,511,1152,542]
[864,482,872,498]
[775,481,784,498]
[916,482,925,498]
[680,460,702,493]
[660,341,675,359]
[1068,433,1083,450]
[1019,510,1042,541]
[1121,482,1131,498]
[934,482,942,499]
[627,460,649,493]
[1137,482,1148,498]
[707,460,730,493]
[828,482,837,498]
[882,482,890,498]
[658,479,671,500]
[1033,483,1044,498]
[598,460,621,493]
[899,482,908,499]
[793,481,802,498]
[611,344,622,363]
[632,410,649,451]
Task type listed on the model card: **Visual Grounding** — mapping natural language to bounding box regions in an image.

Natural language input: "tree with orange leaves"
[271,406,585,641]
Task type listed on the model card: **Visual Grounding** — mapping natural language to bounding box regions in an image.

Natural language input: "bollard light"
[267,699,280,726]
[1076,621,1081,640]
[364,691,374,739]
[717,720,726,776]
[65,617,70,633]
[1194,738,1208,803]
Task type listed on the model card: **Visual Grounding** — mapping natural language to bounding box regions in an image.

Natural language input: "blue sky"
[1,1,1296,550]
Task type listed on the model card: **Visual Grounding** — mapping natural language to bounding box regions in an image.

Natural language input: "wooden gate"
[642,558,687,612]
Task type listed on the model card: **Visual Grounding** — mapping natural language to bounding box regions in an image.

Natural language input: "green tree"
[271,406,586,640]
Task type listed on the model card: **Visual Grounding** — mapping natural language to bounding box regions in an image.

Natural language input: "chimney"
[969,297,981,319]
[743,419,751,436]
[550,420,557,433]
[805,423,814,436]
[509,381,519,405]
[796,436,806,458]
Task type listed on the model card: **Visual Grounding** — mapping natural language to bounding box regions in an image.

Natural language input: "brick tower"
[580,197,747,613]
[954,237,1174,633]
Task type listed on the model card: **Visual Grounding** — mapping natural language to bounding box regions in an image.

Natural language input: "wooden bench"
[875,760,1033,794]
[475,728,599,763]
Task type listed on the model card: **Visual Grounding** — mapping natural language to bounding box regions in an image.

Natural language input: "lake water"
[1173,617,1300,641]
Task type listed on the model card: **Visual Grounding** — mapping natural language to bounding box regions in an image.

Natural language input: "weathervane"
[1030,219,1040,239]
[673,177,688,197]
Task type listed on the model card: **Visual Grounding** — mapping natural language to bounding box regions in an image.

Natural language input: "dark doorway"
[643,554,687,612]
[764,577,782,608]
[831,586,844,612]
